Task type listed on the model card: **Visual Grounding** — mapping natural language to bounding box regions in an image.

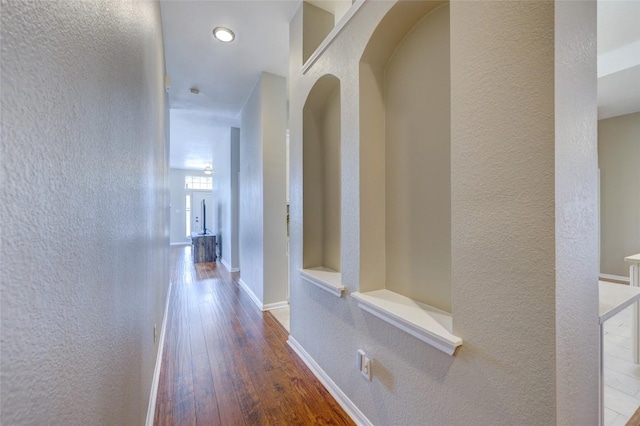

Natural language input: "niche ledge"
[300,267,345,297]
[351,290,461,356]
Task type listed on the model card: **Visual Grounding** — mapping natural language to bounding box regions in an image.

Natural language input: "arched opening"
[300,74,343,296]
[359,2,450,311]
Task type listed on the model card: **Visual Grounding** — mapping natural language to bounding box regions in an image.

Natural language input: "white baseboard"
[145,281,173,426]
[220,257,231,271]
[600,273,630,283]
[238,278,264,310]
[238,278,287,311]
[287,336,373,426]
[263,300,289,311]
[170,242,190,246]
[220,257,240,273]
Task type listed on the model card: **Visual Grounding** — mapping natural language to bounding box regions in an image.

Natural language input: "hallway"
[154,246,353,425]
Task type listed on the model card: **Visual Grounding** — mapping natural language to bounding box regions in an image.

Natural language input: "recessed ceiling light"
[213,27,235,43]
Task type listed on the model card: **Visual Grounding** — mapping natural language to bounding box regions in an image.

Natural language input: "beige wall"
[289,1,599,424]
[1,0,169,424]
[303,2,335,65]
[261,73,289,305]
[240,72,288,307]
[322,88,342,271]
[451,0,558,421]
[384,5,451,311]
[599,112,640,277]
[303,105,325,267]
[240,75,265,301]
[212,128,240,271]
[303,76,341,271]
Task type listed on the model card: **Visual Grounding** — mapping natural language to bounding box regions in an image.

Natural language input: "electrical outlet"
[357,350,372,381]
[153,324,157,343]
[361,356,371,380]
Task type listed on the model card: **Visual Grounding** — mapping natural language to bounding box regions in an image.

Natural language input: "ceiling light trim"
[213,27,235,43]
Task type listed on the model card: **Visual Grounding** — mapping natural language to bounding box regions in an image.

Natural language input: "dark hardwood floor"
[154,245,354,425]
[628,407,640,426]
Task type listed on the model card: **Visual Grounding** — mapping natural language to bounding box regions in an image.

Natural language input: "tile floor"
[604,303,640,425]
[269,295,640,424]
[269,305,290,332]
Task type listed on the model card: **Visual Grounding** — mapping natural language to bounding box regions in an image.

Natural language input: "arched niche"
[354,2,460,355]
[300,74,344,297]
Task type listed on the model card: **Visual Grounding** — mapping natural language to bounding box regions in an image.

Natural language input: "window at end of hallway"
[185,176,212,190]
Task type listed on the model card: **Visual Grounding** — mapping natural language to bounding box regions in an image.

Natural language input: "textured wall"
[240,79,265,302]
[240,72,288,307]
[451,0,557,422]
[555,3,600,423]
[212,128,241,270]
[230,128,241,270]
[384,6,451,311]
[321,88,342,272]
[289,1,598,424]
[1,0,169,424]
[303,93,326,268]
[599,112,640,277]
[213,130,232,259]
[302,76,341,271]
[260,73,288,306]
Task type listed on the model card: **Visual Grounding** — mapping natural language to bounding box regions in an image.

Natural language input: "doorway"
[191,192,213,235]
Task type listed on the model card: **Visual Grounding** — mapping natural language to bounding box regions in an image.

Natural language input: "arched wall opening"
[302,75,342,289]
[359,2,451,312]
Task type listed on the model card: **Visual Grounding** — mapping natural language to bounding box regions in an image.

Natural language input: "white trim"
[170,242,190,246]
[238,278,264,310]
[145,281,173,426]
[263,300,289,311]
[599,273,630,283]
[238,279,288,311]
[287,336,373,426]
[624,257,640,364]
[599,280,640,324]
[301,0,366,74]
[220,257,231,271]
[351,290,462,356]
[220,257,240,273]
[299,268,344,297]
[625,254,640,264]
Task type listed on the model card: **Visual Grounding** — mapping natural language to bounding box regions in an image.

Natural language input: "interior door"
[192,192,213,235]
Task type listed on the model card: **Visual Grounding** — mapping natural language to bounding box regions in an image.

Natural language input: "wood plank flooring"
[628,407,640,426]
[154,246,354,425]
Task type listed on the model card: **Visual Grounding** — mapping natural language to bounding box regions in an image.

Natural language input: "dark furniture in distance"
[191,232,216,263]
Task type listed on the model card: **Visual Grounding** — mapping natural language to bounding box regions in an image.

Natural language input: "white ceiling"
[597,0,640,120]
[169,109,239,170]
[161,0,639,170]
[160,0,300,169]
